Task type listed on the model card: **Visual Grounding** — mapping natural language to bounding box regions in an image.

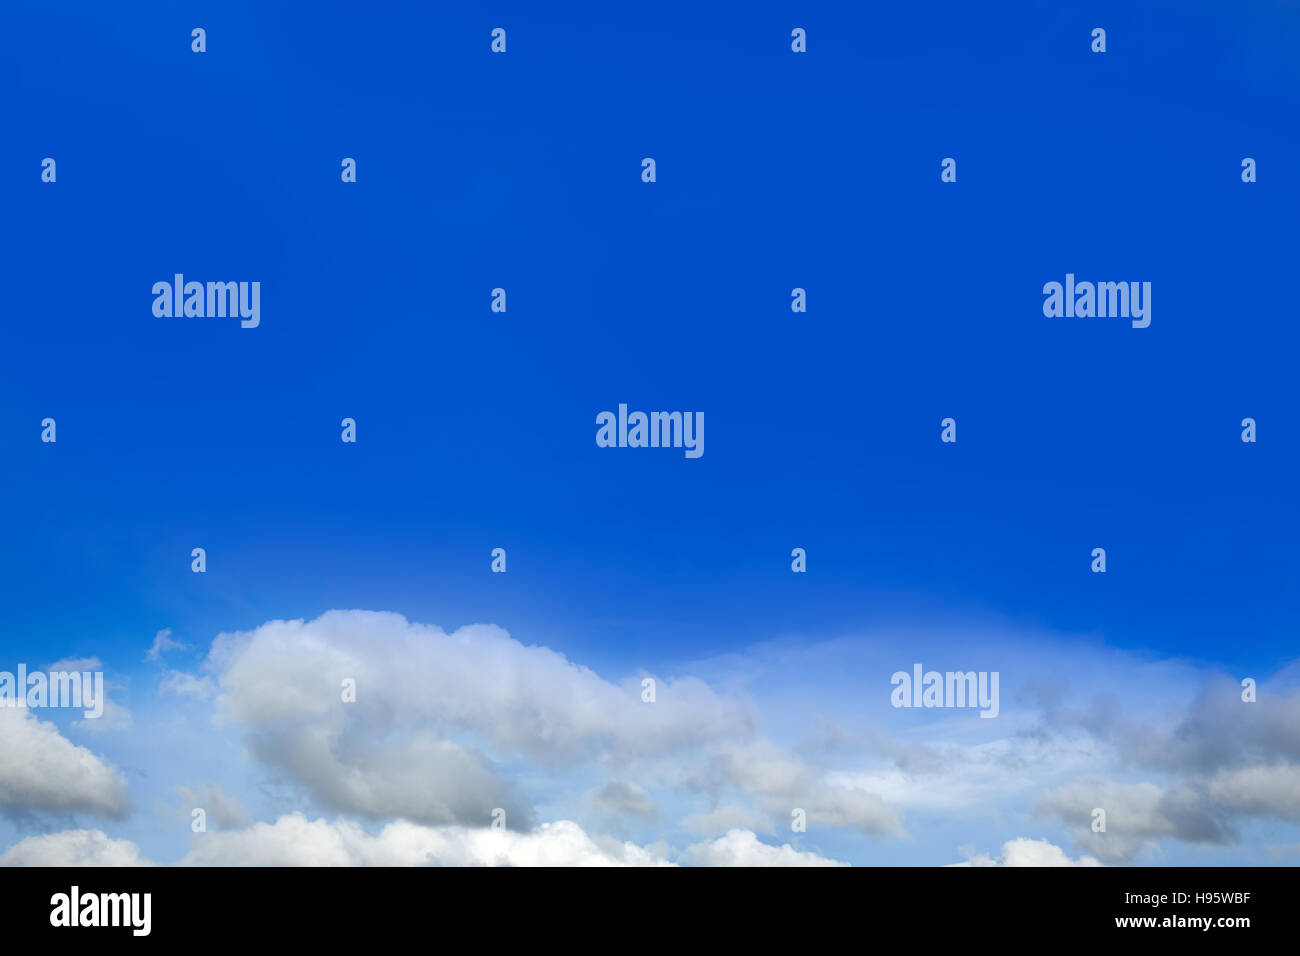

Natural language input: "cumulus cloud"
[179,814,674,866]
[1014,672,1300,861]
[7,817,856,867]
[1117,675,1300,775]
[1,817,856,867]
[966,654,1300,862]
[680,829,849,867]
[0,829,155,866]
[588,781,658,821]
[1208,764,1300,822]
[710,741,904,837]
[16,610,1294,867]
[949,837,1101,867]
[0,707,129,818]
[1034,777,1232,863]
[243,724,533,829]
[196,611,896,835]
[206,611,752,766]
[798,785,904,837]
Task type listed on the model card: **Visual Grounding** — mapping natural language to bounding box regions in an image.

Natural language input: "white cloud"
[717,740,811,795]
[714,741,904,836]
[949,837,1101,867]
[588,781,658,821]
[1208,765,1300,821]
[159,670,216,699]
[198,610,879,831]
[680,829,849,867]
[243,725,532,828]
[0,829,154,866]
[206,611,752,766]
[74,696,133,734]
[37,657,134,734]
[146,628,191,662]
[179,813,674,867]
[825,734,1106,815]
[0,707,129,818]
[1034,777,1232,863]
[0,818,855,867]
[796,785,905,837]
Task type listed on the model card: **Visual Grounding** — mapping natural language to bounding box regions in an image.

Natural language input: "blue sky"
[1,1,1298,867]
